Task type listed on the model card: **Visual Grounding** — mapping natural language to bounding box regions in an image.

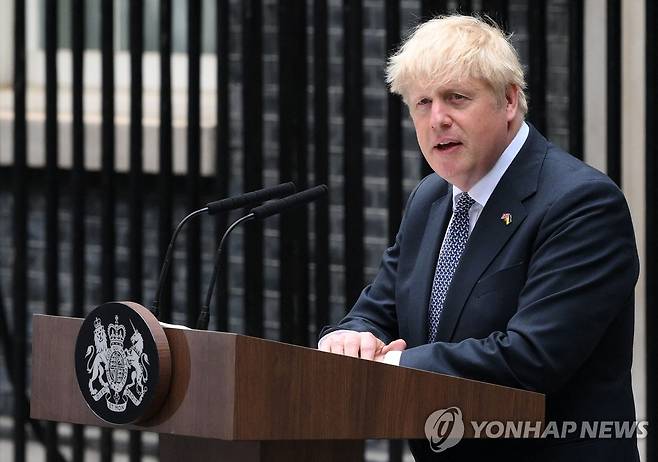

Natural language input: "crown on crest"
[107,314,126,347]
[93,316,104,334]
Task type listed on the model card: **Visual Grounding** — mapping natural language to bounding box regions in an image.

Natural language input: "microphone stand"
[196,213,255,330]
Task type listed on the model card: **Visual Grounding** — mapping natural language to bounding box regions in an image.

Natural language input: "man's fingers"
[319,331,389,361]
[318,332,341,352]
[318,338,331,352]
[344,337,360,358]
[383,339,407,353]
[327,334,344,355]
[379,339,407,363]
[329,340,344,355]
[359,332,381,360]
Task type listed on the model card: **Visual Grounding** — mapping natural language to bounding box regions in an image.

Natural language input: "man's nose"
[430,101,452,129]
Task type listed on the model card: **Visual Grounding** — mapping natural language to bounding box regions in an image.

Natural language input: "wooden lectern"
[31,314,544,461]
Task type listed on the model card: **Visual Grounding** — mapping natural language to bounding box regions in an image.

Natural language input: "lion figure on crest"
[86,317,110,395]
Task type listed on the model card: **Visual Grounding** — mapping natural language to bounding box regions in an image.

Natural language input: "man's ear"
[504,84,520,121]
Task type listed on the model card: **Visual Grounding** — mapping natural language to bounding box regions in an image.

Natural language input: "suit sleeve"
[318,176,432,344]
[399,179,639,394]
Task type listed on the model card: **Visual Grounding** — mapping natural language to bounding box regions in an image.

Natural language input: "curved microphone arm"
[151,207,208,317]
[196,213,255,330]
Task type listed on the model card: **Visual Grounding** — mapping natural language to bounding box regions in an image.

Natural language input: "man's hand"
[318,330,407,362]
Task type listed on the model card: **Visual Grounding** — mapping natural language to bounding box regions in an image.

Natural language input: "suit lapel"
[434,182,527,342]
[434,125,546,342]
[406,189,452,347]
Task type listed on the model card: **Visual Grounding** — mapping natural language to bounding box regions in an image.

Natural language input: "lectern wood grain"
[32,314,543,441]
[232,333,544,439]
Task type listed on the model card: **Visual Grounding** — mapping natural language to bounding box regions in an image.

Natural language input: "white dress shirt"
[321,122,530,365]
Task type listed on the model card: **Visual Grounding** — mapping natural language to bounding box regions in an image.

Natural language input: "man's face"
[408,78,519,191]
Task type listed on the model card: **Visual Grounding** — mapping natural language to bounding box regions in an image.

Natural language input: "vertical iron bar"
[389,441,403,462]
[420,0,448,20]
[186,0,202,326]
[568,0,584,159]
[129,1,144,306]
[242,0,264,337]
[527,0,547,133]
[71,0,87,458]
[313,0,330,337]
[279,0,309,344]
[214,0,230,332]
[645,0,657,459]
[295,0,309,333]
[100,0,116,459]
[279,0,292,339]
[481,0,508,31]
[129,0,144,459]
[158,0,174,323]
[12,0,27,460]
[45,0,60,459]
[606,0,621,186]
[343,0,364,308]
[294,0,309,345]
[385,0,402,243]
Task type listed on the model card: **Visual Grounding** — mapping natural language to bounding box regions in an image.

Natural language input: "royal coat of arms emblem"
[75,301,171,425]
[85,314,150,412]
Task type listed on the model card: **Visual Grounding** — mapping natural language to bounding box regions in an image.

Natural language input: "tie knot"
[455,192,475,215]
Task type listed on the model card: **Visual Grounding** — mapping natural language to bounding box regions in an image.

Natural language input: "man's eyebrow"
[440,84,472,93]
[408,92,431,101]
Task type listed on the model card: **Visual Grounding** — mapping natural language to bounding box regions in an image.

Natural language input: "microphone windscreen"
[206,182,296,215]
[250,185,328,219]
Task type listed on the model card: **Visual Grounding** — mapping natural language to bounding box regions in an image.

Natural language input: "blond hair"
[386,15,527,115]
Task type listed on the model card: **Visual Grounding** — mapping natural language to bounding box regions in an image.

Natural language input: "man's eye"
[417,98,431,106]
[449,93,467,102]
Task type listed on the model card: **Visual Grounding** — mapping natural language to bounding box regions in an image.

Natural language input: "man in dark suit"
[319,15,639,461]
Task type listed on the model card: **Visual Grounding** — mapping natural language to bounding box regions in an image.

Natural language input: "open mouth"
[434,141,462,152]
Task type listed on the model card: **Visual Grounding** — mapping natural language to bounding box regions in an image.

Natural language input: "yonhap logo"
[425,407,465,453]
[422,405,648,452]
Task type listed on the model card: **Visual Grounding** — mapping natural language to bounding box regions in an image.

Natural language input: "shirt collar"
[452,121,529,208]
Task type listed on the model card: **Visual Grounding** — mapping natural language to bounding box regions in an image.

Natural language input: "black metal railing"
[0,1,602,461]
[12,1,28,462]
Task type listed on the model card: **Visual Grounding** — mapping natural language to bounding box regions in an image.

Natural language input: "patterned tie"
[428,192,475,342]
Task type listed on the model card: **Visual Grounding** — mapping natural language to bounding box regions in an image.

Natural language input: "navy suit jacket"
[321,126,639,461]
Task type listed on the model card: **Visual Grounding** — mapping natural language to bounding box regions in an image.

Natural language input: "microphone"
[196,184,328,330]
[206,182,295,214]
[150,182,297,317]
[250,184,328,219]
